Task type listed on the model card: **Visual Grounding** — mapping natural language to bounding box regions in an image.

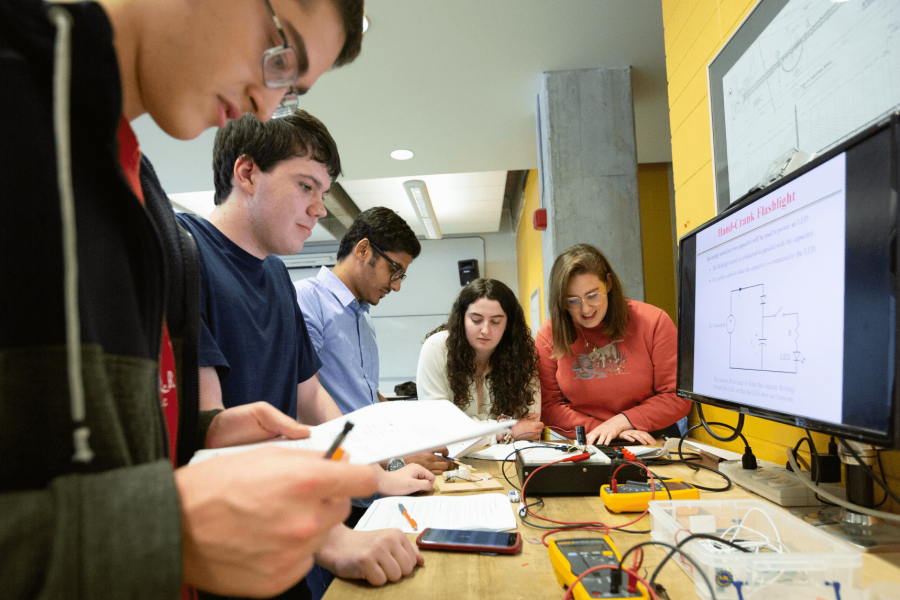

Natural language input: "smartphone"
[415,528,522,554]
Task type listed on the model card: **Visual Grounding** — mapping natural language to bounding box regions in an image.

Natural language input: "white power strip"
[719,460,841,507]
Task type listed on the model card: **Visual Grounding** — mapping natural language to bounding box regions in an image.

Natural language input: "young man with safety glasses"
[0,0,378,598]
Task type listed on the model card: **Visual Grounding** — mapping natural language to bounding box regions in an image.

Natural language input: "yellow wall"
[638,163,677,324]
[516,169,545,332]
[662,0,899,512]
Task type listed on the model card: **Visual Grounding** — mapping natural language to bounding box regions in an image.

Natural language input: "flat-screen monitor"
[677,114,900,448]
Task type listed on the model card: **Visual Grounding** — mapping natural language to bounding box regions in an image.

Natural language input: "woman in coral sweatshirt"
[536,244,691,445]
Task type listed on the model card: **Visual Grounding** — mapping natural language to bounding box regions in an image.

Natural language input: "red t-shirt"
[117,117,194,600]
[536,299,690,435]
[116,117,180,466]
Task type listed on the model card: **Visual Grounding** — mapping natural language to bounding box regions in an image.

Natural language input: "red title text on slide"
[717,192,796,238]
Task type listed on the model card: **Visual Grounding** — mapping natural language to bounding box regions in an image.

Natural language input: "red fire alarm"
[533,208,547,231]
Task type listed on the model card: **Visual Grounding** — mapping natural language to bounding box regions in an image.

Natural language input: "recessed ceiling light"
[391,149,414,160]
[362,15,369,33]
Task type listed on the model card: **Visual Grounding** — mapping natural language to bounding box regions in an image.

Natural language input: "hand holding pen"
[323,421,354,461]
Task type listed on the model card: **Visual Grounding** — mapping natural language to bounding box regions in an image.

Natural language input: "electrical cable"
[659,451,702,463]
[612,464,675,535]
[792,433,838,507]
[514,449,614,538]
[618,540,717,600]
[648,532,751,587]
[561,564,659,600]
[527,473,611,536]
[804,430,819,472]
[499,442,562,491]
[669,421,750,491]
[786,447,900,524]
[527,458,665,543]
[650,456,732,492]
[615,527,651,535]
[696,403,745,443]
[677,421,750,461]
[875,450,888,508]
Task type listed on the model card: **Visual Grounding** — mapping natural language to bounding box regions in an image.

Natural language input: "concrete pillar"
[539,67,644,303]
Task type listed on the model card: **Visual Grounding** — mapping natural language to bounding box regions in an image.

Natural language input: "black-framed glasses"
[369,243,407,282]
[261,0,301,119]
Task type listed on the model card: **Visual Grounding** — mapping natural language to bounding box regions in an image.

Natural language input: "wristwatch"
[386,457,406,471]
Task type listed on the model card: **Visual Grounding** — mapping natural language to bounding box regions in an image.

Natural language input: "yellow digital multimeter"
[548,537,650,600]
[600,478,700,513]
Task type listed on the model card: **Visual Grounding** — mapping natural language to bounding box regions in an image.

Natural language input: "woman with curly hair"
[537,244,690,446]
[416,279,543,440]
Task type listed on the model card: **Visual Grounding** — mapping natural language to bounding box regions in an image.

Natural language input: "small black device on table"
[516,444,647,496]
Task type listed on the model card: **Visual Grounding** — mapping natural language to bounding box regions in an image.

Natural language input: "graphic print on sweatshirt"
[572,340,627,380]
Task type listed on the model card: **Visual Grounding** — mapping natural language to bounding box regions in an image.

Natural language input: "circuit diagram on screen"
[726,284,803,373]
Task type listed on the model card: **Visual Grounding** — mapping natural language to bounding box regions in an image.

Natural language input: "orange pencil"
[398,503,418,531]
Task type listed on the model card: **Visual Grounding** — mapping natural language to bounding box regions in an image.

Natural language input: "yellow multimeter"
[549,537,649,600]
[600,478,700,513]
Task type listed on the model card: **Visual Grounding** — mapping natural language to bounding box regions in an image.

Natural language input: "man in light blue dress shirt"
[295,208,455,474]
[297,265,381,413]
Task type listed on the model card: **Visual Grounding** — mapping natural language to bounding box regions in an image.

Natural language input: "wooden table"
[323,457,900,600]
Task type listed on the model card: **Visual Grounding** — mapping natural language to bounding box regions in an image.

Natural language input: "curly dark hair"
[427,279,537,419]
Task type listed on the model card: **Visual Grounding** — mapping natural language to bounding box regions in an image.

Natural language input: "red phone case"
[415,529,522,554]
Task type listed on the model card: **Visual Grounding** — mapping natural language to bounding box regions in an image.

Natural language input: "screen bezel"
[677,113,900,448]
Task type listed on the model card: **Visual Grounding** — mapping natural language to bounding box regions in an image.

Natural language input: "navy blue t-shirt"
[177,213,321,417]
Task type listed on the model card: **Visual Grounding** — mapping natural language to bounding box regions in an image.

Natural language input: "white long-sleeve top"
[416,330,541,422]
[416,330,495,419]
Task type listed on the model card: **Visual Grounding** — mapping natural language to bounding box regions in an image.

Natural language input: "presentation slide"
[692,154,846,424]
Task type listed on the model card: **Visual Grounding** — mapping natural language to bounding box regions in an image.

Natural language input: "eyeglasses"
[369,243,407,282]
[261,0,301,118]
[566,286,607,310]
[261,0,299,88]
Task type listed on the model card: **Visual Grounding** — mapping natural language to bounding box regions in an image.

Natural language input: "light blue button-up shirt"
[295,267,379,415]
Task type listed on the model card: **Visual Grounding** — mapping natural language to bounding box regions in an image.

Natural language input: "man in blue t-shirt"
[176,110,434,595]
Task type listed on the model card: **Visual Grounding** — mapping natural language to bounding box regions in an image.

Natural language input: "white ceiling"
[135,0,671,241]
[342,171,507,237]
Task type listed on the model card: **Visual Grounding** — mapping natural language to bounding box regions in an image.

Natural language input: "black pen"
[323,421,354,460]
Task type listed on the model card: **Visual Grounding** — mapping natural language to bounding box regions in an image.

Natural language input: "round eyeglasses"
[566,289,607,310]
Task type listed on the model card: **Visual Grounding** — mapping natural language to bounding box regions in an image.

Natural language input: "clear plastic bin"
[648,499,862,599]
